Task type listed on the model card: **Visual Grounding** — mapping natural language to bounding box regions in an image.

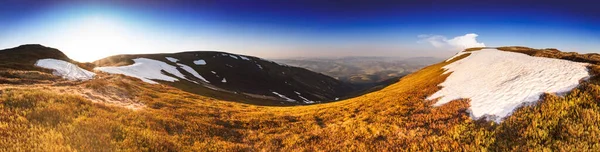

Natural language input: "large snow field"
[35,58,96,81]
[95,58,191,84]
[428,49,590,122]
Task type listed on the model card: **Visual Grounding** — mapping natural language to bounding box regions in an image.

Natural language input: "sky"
[1,0,599,62]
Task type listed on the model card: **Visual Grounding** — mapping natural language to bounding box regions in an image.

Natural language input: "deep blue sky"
[1,0,599,61]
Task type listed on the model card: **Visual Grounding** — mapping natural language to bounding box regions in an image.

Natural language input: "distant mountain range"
[274,56,442,86]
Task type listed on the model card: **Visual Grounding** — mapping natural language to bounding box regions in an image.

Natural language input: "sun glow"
[38,15,221,62]
[47,16,148,62]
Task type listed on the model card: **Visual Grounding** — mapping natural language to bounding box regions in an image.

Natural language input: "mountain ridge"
[0,45,358,105]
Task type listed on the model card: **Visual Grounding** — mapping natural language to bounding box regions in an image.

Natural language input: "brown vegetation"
[497,46,600,64]
[1,48,599,151]
[0,70,61,84]
[463,47,489,52]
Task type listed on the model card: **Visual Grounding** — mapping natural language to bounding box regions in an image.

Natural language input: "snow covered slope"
[428,49,590,122]
[94,58,196,84]
[35,58,96,81]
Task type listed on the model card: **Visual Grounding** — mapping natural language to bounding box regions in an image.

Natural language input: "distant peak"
[1,44,71,62]
[17,44,48,48]
[11,44,61,52]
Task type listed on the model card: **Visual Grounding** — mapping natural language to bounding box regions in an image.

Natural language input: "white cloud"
[418,33,485,50]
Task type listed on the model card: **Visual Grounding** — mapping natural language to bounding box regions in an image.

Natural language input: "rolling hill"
[1,45,600,151]
[0,45,95,84]
[93,51,357,105]
[0,45,359,106]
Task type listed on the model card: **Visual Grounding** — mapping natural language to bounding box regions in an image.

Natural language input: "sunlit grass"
[1,48,600,151]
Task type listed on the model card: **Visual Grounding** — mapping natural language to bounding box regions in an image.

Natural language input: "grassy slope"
[1,48,600,151]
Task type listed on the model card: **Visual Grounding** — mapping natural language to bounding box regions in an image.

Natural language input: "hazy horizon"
[1,0,599,62]
[0,43,452,62]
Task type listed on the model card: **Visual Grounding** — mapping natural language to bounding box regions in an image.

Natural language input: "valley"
[275,56,441,87]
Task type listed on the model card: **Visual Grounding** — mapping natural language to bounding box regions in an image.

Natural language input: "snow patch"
[240,56,250,60]
[256,64,263,69]
[229,55,239,59]
[193,59,206,65]
[294,91,314,104]
[221,78,227,83]
[428,49,590,122]
[35,59,95,81]
[95,58,191,84]
[204,85,220,91]
[272,92,296,102]
[274,61,289,67]
[165,57,179,63]
[176,63,209,83]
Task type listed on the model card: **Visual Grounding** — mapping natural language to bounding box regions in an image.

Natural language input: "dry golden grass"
[498,46,600,64]
[0,70,61,84]
[463,47,487,52]
[1,49,600,151]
